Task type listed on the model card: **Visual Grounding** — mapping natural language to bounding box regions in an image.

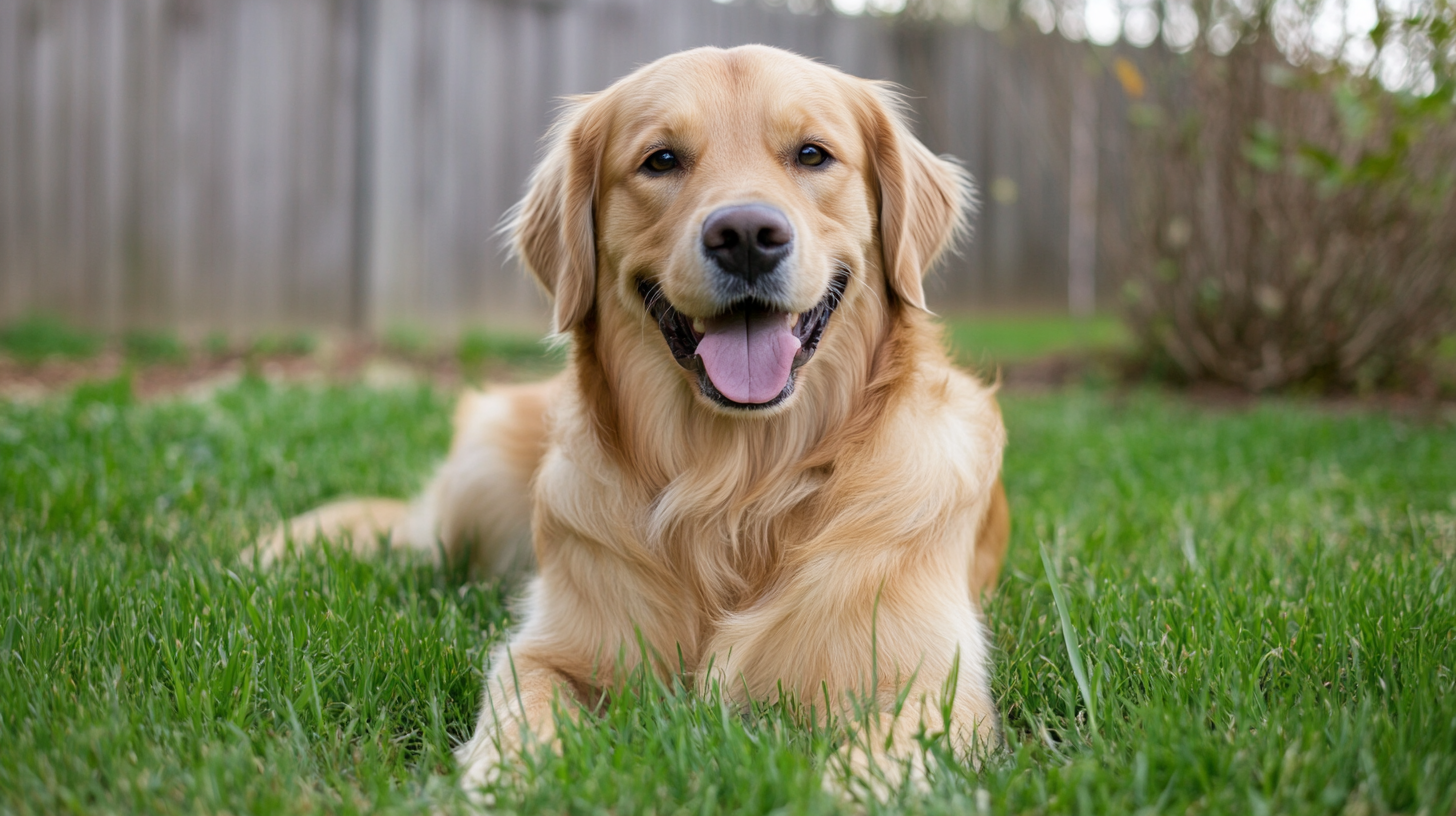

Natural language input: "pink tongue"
[695,310,801,404]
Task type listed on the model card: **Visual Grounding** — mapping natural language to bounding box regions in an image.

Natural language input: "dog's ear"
[509,96,610,333]
[858,84,973,311]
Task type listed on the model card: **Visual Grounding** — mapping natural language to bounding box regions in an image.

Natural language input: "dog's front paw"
[454,713,564,804]
[823,732,929,806]
[455,734,507,808]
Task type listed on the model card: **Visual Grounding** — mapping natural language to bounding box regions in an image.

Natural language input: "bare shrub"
[1119,38,1456,392]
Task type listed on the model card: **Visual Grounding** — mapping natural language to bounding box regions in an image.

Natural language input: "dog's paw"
[239,498,412,569]
[238,524,293,569]
[456,740,516,813]
[823,738,928,806]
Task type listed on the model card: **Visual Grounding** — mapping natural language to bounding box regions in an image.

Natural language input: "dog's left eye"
[797,144,829,167]
[642,150,678,174]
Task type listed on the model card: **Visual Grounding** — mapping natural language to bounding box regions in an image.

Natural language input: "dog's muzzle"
[638,268,849,410]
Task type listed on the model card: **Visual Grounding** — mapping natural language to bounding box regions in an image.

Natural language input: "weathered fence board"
[0,0,1132,332]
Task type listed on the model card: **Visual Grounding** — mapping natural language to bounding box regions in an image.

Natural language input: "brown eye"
[797,144,828,167]
[643,150,678,173]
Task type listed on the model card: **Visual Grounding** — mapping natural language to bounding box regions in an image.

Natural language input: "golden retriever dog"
[255,45,1010,792]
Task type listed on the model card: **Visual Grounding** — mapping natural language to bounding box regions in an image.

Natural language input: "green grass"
[203,331,231,358]
[383,325,437,360]
[944,314,1129,365]
[1,379,1453,814]
[457,329,565,375]
[122,330,188,365]
[247,332,318,359]
[0,315,104,364]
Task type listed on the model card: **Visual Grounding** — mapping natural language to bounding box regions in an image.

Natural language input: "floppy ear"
[859,85,974,311]
[508,96,609,333]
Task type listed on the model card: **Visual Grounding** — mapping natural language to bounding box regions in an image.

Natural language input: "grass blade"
[1039,540,1097,734]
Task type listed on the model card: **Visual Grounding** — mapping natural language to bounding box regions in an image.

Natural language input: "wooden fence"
[0,0,1133,333]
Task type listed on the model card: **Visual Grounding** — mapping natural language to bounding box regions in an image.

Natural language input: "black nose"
[701,205,794,285]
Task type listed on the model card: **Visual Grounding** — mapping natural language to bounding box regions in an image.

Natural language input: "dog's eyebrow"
[798,134,837,150]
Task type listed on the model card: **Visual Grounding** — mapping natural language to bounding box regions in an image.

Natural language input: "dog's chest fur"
[536,389,854,665]
[652,460,832,612]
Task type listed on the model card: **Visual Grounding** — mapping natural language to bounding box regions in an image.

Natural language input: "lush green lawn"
[1,377,1452,814]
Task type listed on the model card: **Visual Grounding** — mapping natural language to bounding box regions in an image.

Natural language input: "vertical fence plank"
[0,0,29,322]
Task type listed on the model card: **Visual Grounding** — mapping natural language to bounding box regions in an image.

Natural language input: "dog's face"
[512,46,969,414]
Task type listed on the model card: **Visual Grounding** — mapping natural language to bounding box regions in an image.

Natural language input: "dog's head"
[510,46,970,415]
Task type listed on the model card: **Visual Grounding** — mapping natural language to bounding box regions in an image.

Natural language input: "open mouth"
[638,269,849,410]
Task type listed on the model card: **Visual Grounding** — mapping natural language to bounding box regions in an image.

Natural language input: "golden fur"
[254,45,1010,791]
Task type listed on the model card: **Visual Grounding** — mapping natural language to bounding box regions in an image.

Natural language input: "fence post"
[1068,57,1099,317]
[349,0,378,332]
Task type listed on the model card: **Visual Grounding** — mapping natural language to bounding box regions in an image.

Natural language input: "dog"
[254,45,1010,792]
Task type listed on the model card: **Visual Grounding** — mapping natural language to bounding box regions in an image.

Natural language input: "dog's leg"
[704,539,1000,796]
[246,497,421,567]
[454,645,581,796]
[828,638,999,797]
[247,378,559,576]
[454,519,696,797]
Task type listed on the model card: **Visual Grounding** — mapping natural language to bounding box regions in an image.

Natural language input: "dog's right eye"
[642,150,678,174]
